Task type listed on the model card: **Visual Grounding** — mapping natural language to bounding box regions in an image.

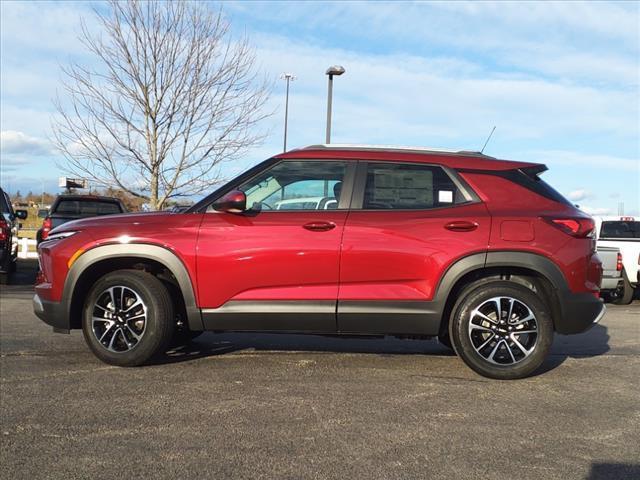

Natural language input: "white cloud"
[567,189,593,202]
[0,130,52,156]
[580,206,613,216]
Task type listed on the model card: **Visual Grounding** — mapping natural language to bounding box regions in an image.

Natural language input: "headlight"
[43,231,78,242]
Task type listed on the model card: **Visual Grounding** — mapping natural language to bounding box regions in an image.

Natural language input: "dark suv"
[33,145,604,379]
[1,188,28,284]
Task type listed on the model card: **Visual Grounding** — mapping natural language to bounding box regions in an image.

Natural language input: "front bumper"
[33,294,70,334]
[556,291,606,334]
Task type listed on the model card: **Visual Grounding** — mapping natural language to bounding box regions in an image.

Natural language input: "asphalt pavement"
[1,260,639,480]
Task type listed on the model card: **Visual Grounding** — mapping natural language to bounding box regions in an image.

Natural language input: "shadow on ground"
[586,463,640,480]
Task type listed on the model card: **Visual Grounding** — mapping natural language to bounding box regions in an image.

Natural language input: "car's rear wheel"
[82,270,174,366]
[449,281,553,380]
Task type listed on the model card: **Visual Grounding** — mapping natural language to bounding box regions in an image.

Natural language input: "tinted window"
[235,161,346,211]
[0,191,10,214]
[55,200,122,216]
[600,221,640,239]
[363,163,465,210]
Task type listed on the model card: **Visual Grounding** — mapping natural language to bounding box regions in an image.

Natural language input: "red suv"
[33,145,604,379]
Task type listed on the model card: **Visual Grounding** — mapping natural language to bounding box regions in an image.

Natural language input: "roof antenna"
[480,126,496,154]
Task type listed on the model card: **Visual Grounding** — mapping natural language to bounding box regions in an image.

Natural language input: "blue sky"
[1,1,638,215]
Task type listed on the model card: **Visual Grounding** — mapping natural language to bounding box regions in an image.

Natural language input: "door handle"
[303,221,336,232]
[444,221,478,232]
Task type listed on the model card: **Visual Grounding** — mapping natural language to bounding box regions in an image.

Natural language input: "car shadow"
[158,331,456,365]
[535,323,610,376]
[585,462,640,480]
[159,322,611,376]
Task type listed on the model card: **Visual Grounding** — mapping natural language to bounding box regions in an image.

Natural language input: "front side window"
[235,161,347,211]
[363,163,467,210]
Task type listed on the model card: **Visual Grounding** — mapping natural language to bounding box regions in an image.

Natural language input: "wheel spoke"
[473,310,498,324]
[512,312,535,325]
[504,341,517,363]
[510,334,532,356]
[513,329,537,335]
[477,333,496,352]
[108,287,117,311]
[470,322,493,332]
[506,298,515,322]
[487,340,503,362]
[125,324,142,341]
[107,328,119,350]
[493,298,502,321]
[98,322,115,342]
[123,299,143,313]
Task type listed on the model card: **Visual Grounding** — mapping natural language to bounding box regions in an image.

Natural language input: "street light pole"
[280,73,295,152]
[325,65,345,144]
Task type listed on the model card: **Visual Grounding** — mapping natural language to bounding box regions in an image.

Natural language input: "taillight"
[544,217,595,238]
[0,219,8,242]
[41,218,52,240]
[616,253,623,271]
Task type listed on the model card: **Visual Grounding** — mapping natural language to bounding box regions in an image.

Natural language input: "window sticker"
[438,190,453,203]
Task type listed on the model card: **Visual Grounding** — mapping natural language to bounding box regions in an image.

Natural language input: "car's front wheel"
[82,270,174,366]
[449,281,554,380]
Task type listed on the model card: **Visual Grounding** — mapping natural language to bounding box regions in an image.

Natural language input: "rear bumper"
[556,291,606,334]
[33,294,70,333]
[601,277,623,291]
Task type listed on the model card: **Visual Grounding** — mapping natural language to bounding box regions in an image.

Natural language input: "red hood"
[50,211,176,233]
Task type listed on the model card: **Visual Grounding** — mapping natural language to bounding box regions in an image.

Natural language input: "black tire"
[449,280,554,380]
[82,269,175,367]
[612,272,634,305]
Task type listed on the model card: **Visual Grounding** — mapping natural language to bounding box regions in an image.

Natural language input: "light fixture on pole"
[325,65,345,144]
[280,73,295,152]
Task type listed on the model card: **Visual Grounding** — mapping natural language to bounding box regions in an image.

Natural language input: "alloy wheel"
[467,296,538,365]
[91,286,147,353]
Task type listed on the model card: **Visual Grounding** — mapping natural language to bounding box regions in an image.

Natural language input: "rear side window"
[505,167,573,206]
[55,200,122,216]
[600,221,640,239]
[363,163,467,210]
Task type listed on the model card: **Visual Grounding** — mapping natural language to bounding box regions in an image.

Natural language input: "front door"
[197,159,355,332]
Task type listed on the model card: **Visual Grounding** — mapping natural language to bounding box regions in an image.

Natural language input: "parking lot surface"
[1,261,639,479]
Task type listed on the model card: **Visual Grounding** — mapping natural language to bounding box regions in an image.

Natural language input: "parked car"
[0,187,28,284]
[594,216,639,305]
[33,145,604,379]
[275,196,338,210]
[597,246,624,302]
[36,195,127,244]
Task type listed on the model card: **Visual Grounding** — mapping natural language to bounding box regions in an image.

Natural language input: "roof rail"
[297,144,493,158]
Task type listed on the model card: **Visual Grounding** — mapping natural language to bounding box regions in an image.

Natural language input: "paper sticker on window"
[438,190,453,203]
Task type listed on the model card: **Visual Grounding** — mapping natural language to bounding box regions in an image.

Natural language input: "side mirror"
[213,190,246,214]
[15,209,28,220]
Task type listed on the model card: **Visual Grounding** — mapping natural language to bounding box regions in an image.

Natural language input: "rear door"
[337,161,490,335]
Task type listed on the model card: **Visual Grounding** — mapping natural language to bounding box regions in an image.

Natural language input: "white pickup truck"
[594,216,639,304]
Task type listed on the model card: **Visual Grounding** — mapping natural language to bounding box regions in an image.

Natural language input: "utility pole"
[280,73,295,151]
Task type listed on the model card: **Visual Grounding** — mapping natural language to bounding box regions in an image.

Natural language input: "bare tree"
[53,0,271,210]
